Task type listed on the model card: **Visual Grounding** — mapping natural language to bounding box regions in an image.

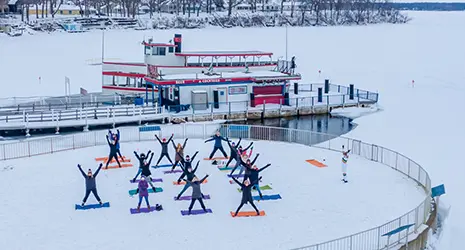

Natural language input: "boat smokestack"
[174,34,182,53]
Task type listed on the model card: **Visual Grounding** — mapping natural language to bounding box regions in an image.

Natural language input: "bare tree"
[49,0,63,18]
[73,0,85,17]
[247,0,257,12]
[225,0,241,16]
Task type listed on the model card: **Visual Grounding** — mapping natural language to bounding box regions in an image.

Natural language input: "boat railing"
[185,61,277,68]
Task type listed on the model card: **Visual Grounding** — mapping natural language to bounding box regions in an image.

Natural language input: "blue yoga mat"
[152,164,173,169]
[253,194,282,201]
[75,202,110,210]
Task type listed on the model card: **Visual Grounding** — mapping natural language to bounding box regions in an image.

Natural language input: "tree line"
[10,0,406,26]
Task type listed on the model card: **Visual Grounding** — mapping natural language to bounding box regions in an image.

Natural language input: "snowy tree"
[226,0,241,16]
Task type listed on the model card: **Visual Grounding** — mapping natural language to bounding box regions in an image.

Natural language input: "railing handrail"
[0,124,431,250]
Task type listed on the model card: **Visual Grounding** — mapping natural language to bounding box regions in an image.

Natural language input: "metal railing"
[0,104,163,124]
[0,124,431,250]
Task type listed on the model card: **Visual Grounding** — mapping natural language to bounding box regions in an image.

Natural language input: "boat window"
[152,47,158,55]
[168,47,174,53]
[145,46,151,55]
[158,47,166,56]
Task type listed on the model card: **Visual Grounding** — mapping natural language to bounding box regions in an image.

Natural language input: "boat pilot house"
[102,34,301,112]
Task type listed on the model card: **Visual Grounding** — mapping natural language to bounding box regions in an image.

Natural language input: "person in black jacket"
[204,131,228,159]
[134,151,157,192]
[175,159,199,200]
[246,164,271,199]
[171,138,188,170]
[108,129,123,162]
[78,163,103,206]
[231,177,261,216]
[183,174,209,214]
[105,134,122,169]
[177,151,199,171]
[154,134,174,166]
[132,150,151,182]
[231,153,260,177]
[225,138,253,168]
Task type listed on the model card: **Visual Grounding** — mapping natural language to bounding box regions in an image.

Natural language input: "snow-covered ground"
[0,139,425,249]
[0,10,464,249]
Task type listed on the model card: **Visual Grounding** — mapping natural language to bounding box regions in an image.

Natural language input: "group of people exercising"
[78,130,272,216]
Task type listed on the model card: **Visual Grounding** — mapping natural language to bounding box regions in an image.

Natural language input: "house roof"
[8,0,19,5]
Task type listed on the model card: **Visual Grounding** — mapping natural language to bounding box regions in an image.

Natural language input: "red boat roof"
[175,51,273,57]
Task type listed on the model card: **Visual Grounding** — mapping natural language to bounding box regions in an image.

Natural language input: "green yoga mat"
[237,185,272,192]
[218,166,234,171]
[129,187,163,196]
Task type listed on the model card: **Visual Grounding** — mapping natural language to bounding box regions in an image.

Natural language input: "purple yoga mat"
[174,195,211,201]
[181,209,212,216]
[228,174,245,178]
[130,206,162,214]
[130,178,163,183]
[164,170,183,174]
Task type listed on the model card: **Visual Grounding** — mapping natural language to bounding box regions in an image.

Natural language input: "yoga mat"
[237,185,272,192]
[102,163,133,170]
[173,179,208,185]
[164,170,183,174]
[230,211,265,217]
[253,194,282,201]
[174,195,211,201]
[128,187,163,196]
[130,178,162,183]
[130,206,162,214]
[181,209,212,215]
[75,202,110,210]
[305,159,327,168]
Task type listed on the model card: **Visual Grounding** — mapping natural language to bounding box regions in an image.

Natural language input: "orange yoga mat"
[230,211,266,217]
[173,179,208,185]
[95,156,131,163]
[305,159,327,168]
[102,163,133,170]
[204,157,229,160]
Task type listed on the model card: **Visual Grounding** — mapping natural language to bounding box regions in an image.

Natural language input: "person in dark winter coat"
[184,175,209,214]
[108,129,123,161]
[132,150,151,182]
[171,138,188,170]
[231,177,261,216]
[175,159,199,200]
[177,151,199,171]
[78,163,103,206]
[204,131,228,159]
[134,175,150,211]
[231,153,260,176]
[154,134,174,166]
[225,138,253,168]
[245,164,271,199]
[105,134,122,169]
[134,151,157,192]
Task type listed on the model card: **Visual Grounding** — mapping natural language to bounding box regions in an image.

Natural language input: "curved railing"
[0,123,431,250]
